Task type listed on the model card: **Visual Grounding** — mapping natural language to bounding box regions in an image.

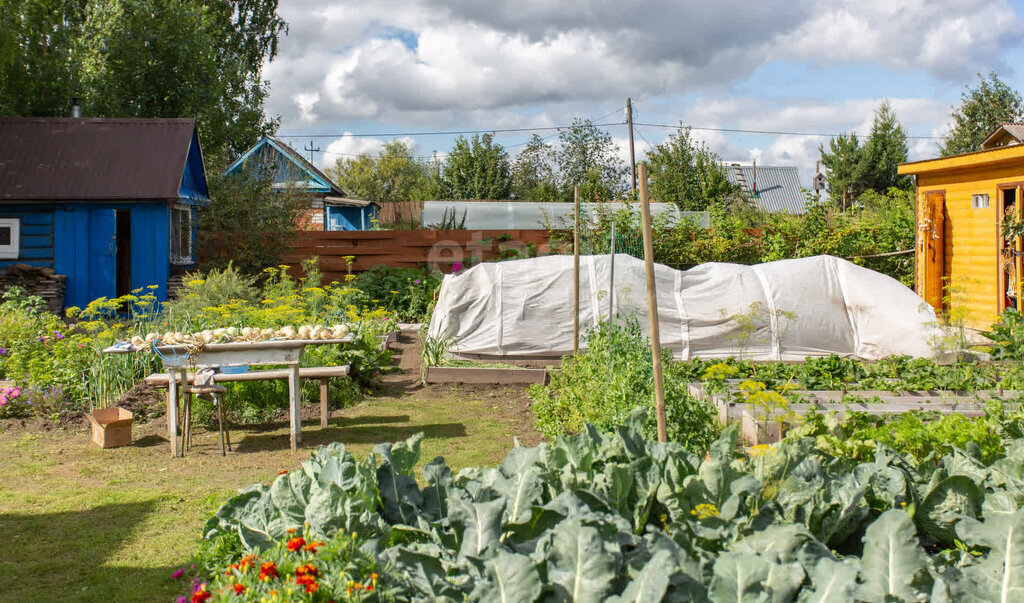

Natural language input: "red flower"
[259,561,278,581]
[191,587,212,603]
[287,537,305,552]
[278,470,288,475]
[233,583,245,595]
[367,584,374,592]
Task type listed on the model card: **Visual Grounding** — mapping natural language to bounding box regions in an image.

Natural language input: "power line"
[278,121,623,139]
[632,121,944,140]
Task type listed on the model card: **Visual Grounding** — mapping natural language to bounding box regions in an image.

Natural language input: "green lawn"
[0,383,539,602]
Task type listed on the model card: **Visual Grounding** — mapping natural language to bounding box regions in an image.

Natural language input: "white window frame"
[0,218,20,259]
[972,194,990,209]
[170,205,194,265]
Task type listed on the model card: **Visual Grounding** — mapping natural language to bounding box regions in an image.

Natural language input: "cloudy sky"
[264,0,1024,186]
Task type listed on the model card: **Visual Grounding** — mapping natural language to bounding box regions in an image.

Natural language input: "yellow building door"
[917,191,945,310]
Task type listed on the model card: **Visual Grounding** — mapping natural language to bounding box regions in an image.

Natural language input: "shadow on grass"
[133,434,168,448]
[232,421,467,452]
[0,500,186,602]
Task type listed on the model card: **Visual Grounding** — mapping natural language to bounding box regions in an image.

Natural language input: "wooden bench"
[145,365,350,428]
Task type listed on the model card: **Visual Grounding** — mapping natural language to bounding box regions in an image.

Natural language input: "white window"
[0,218,20,259]
[170,205,193,265]
[972,194,990,209]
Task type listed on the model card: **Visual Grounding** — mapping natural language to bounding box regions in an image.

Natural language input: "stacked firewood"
[0,264,66,314]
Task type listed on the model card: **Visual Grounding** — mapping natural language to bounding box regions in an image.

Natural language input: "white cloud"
[319,134,418,168]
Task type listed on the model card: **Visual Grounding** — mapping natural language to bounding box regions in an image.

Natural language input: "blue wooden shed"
[324,198,380,231]
[0,117,209,310]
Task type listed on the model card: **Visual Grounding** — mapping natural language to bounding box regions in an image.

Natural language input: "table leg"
[166,368,179,457]
[288,364,301,451]
[320,378,329,428]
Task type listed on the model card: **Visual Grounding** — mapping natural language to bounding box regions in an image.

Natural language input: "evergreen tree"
[860,100,911,192]
[940,71,1024,156]
[819,133,864,206]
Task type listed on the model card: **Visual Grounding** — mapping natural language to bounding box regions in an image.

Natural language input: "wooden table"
[105,337,352,456]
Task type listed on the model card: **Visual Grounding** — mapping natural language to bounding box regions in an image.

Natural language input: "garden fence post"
[639,163,668,442]
[609,221,615,323]
[573,186,580,355]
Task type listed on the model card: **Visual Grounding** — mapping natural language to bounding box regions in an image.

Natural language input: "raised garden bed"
[424,365,549,385]
[687,382,1024,445]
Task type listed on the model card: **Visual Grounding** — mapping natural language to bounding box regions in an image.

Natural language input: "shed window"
[170,205,193,265]
[0,218,19,259]
[972,194,990,209]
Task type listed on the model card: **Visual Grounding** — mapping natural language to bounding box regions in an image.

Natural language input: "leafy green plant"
[983,308,1024,361]
[198,407,1024,601]
[530,319,716,451]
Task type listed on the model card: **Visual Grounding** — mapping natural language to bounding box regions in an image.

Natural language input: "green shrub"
[354,266,441,323]
[982,308,1024,361]
[530,319,716,452]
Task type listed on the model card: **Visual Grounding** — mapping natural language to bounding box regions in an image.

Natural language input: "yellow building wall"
[916,165,1024,330]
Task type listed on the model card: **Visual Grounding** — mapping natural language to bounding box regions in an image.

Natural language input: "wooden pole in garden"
[638,164,667,442]
[573,186,580,355]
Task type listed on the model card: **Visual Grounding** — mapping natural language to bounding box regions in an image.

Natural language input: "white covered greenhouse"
[427,254,945,361]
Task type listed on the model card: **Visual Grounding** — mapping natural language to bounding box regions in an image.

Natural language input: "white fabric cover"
[427,254,943,361]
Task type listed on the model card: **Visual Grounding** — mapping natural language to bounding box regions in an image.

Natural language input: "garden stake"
[639,163,668,442]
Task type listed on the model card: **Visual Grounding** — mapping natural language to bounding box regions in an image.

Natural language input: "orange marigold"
[303,541,324,554]
[259,561,279,581]
[240,555,257,571]
[287,537,306,552]
[233,583,245,595]
[191,587,212,603]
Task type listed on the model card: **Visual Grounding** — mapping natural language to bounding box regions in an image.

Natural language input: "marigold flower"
[233,583,245,594]
[303,541,323,554]
[370,573,378,581]
[240,555,256,571]
[259,561,279,581]
[278,470,288,475]
[367,584,374,591]
[287,536,306,552]
[191,586,212,603]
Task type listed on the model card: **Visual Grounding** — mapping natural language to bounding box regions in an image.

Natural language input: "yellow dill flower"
[747,444,776,458]
[692,503,719,519]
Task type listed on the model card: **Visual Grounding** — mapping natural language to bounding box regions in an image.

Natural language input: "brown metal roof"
[0,117,199,200]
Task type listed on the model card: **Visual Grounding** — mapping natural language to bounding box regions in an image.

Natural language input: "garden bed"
[688,382,1024,444]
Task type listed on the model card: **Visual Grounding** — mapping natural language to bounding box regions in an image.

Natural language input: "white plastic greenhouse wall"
[427,254,945,361]
[420,201,709,230]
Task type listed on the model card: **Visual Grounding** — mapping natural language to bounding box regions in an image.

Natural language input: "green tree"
[555,118,626,202]
[0,0,286,163]
[510,134,559,201]
[860,100,911,193]
[646,126,737,210]
[440,134,512,199]
[199,168,307,273]
[0,0,84,117]
[940,71,1024,156]
[327,140,429,203]
[819,133,864,207]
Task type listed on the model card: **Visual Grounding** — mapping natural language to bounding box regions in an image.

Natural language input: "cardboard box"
[86,407,133,448]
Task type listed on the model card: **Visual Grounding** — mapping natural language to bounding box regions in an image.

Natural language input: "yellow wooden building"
[898,136,1024,330]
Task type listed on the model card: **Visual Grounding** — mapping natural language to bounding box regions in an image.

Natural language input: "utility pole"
[626,98,637,198]
[304,140,320,163]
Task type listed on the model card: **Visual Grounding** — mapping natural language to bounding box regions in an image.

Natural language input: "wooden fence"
[202,229,555,283]
[377,201,423,226]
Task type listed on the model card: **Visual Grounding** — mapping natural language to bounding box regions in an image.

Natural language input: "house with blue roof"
[223,136,378,231]
[0,117,209,311]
